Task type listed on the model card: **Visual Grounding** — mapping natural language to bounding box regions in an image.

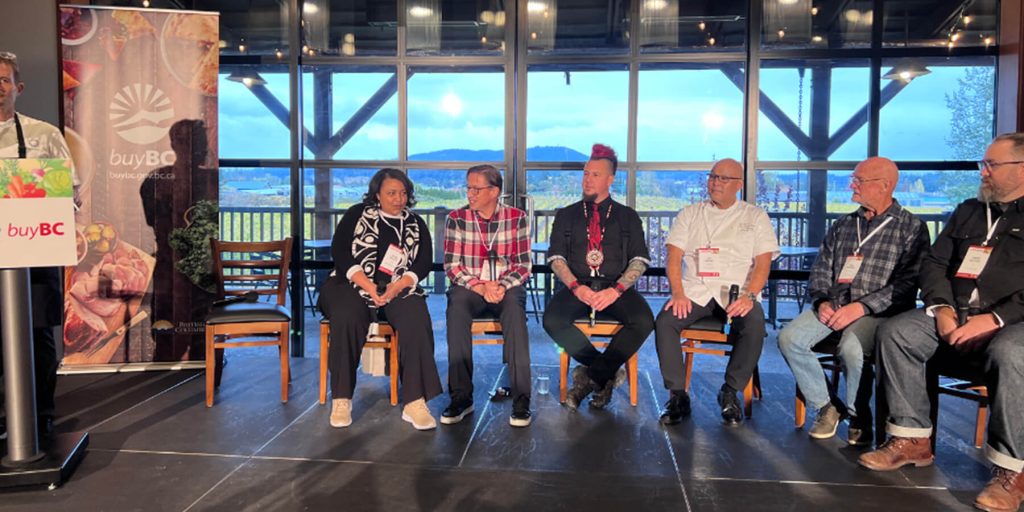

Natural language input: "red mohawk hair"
[589,143,618,173]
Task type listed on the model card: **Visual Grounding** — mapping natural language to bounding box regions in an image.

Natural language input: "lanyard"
[853,216,894,255]
[14,113,26,158]
[474,204,501,254]
[701,201,730,248]
[982,202,1002,247]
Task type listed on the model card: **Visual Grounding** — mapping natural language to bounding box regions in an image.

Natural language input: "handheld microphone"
[724,284,740,334]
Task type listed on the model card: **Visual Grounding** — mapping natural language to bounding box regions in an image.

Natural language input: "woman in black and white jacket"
[319,168,441,431]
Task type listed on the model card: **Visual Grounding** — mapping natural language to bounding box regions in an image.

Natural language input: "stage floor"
[1,298,998,511]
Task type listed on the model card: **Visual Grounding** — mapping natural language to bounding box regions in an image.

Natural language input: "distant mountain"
[409,149,504,161]
[408,146,589,162]
[526,146,589,161]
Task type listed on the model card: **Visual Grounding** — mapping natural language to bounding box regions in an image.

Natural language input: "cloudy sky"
[217,62,991,163]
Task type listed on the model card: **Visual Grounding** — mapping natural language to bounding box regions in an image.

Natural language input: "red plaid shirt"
[444,204,532,289]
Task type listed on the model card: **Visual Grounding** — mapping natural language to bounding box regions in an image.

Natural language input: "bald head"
[711,158,744,180]
[707,158,744,208]
[855,157,899,185]
[850,156,898,217]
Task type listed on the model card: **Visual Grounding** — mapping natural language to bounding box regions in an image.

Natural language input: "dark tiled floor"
[0,296,997,511]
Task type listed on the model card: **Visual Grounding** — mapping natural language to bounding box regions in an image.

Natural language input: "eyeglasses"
[466,185,496,195]
[706,173,742,183]
[977,160,1024,171]
[849,177,885,186]
[0,51,17,62]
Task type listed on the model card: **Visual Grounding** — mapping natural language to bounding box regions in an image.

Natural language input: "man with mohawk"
[543,144,654,411]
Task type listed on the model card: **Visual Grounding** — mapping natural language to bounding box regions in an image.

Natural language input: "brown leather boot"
[975,466,1024,512]
[857,436,934,471]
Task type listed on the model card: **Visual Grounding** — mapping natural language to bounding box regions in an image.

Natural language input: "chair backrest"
[210,238,293,306]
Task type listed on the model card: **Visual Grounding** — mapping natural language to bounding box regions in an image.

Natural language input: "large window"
[200,0,1003,352]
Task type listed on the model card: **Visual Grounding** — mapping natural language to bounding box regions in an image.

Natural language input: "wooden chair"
[319,317,399,406]
[558,315,639,407]
[929,359,989,449]
[205,238,292,407]
[680,317,762,418]
[794,332,844,429]
[874,353,989,449]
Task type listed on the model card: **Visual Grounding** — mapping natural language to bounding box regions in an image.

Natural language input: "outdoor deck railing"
[219,205,950,297]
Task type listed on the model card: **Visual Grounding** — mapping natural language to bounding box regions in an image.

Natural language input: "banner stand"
[0,268,88,489]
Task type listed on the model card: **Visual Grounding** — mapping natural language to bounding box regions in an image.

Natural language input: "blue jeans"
[778,309,882,420]
[878,308,1024,472]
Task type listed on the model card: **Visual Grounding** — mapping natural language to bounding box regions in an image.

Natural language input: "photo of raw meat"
[63,238,155,364]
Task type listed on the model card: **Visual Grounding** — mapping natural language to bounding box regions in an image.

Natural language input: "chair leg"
[975,388,989,449]
[205,328,215,407]
[628,354,638,407]
[975,403,988,449]
[743,376,754,418]
[795,386,806,429]
[752,366,762,400]
[559,350,569,404]
[389,332,399,407]
[682,342,695,393]
[279,326,289,403]
[319,323,328,405]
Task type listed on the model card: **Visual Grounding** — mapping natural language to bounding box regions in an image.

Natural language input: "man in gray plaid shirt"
[778,157,931,445]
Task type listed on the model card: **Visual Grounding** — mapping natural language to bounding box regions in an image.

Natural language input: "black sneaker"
[440,399,474,425]
[659,392,692,425]
[565,368,594,411]
[717,387,742,426]
[510,395,532,427]
[589,379,614,409]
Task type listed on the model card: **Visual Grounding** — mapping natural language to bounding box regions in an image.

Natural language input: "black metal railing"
[219,205,950,298]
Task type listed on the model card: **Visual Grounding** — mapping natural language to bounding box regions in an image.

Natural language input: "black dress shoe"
[565,370,594,411]
[510,395,532,427]
[440,399,474,425]
[659,392,692,425]
[589,380,614,409]
[717,388,742,426]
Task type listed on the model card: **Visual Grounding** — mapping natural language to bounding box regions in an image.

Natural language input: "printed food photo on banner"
[60,6,219,366]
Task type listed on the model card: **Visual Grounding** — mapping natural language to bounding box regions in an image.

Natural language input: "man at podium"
[0,50,78,440]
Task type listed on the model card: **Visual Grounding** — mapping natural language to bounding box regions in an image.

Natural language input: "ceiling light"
[408,6,433,18]
[226,70,267,87]
[882,61,931,82]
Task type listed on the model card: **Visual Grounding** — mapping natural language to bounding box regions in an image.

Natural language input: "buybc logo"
[7,222,66,240]
[109,83,175,145]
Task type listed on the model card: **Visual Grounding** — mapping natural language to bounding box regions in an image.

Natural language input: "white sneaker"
[330,398,352,428]
[402,398,437,431]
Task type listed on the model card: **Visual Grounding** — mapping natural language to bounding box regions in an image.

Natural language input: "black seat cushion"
[206,302,291,325]
[685,316,726,332]
[473,311,501,322]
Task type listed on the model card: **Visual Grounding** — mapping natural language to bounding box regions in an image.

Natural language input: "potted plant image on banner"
[61,6,219,365]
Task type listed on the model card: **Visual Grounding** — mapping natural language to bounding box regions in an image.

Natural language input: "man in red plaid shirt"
[442,164,534,427]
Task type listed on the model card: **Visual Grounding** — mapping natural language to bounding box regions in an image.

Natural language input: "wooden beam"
[721,64,815,156]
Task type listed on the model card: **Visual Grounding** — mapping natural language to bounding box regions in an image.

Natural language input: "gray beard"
[582,193,598,203]
[978,184,996,202]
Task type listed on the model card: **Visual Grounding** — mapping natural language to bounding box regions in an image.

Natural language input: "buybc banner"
[61,6,219,365]
[0,159,77,268]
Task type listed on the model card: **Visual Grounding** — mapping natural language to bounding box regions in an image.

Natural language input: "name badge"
[379,244,406,275]
[837,255,864,284]
[955,245,993,279]
[697,247,722,277]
